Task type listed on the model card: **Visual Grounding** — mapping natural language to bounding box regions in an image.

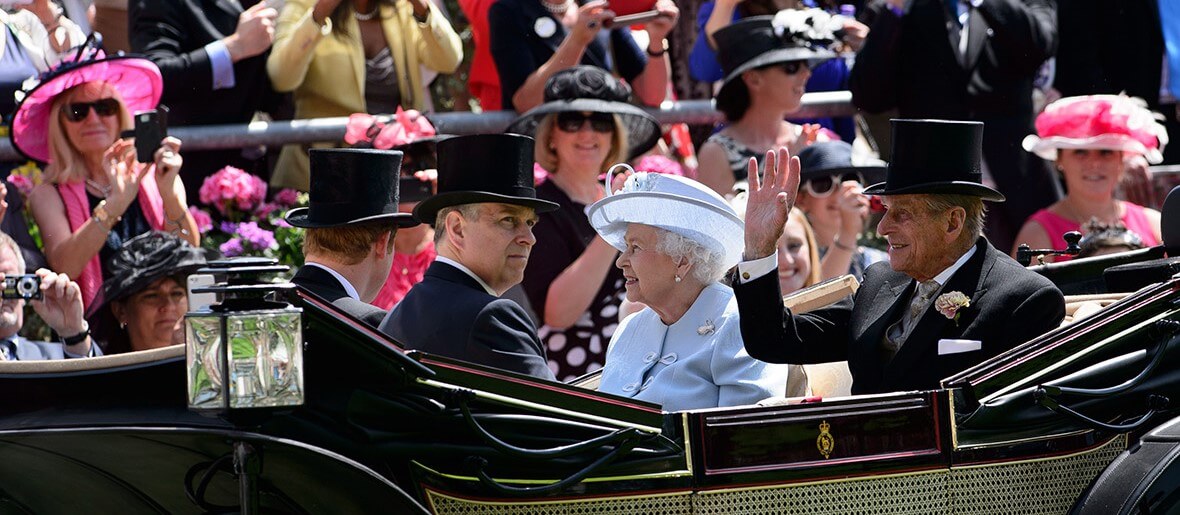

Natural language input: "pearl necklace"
[540,0,571,15]
[354,5,378,21]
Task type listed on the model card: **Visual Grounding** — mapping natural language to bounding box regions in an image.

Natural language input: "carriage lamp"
[186,258,304,414]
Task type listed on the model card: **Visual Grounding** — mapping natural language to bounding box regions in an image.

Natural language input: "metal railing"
[0,91,856,160]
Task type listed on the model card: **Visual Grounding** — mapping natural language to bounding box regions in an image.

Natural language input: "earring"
[674,275,682,283]
[119,320,127,329]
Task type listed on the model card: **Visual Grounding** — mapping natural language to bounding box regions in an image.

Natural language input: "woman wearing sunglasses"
[696,15,835,197]
[505,66,661,381]
[794,141,888,281]
[11,47,200,310]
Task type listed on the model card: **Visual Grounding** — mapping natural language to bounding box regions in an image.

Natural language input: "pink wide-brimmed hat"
[1022,95,1169,164]
[10,37,162,163]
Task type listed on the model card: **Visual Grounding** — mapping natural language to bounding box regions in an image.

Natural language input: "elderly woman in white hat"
[588,172,790,411]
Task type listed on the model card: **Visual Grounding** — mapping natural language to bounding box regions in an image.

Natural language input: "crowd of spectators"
[0,0,1176,415]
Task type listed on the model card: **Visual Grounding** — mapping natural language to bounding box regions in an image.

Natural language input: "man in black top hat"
[734,119,1065,394]
[379,134,559,381]
[284,148,418,328]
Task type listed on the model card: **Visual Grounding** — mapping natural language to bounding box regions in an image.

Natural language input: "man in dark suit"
[379,134,559,381]
[0,232,99,361]
[850,0,1058,252]
[735,120,1064,394]
[129,0,287,192]
[285,149,417,327]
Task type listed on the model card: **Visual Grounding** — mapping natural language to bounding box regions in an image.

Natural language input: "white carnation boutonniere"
[934,291,971,325]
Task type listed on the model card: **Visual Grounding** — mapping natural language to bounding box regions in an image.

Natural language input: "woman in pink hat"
[1012,95,1168,263]
[10,44,200,309]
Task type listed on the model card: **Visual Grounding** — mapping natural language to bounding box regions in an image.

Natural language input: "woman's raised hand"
[644,0,680,41]
[102,139,149,216]
[744,147,800,260]
[569,1,615,47]
[152,137,184,200]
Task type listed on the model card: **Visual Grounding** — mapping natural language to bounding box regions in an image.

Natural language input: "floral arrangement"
[772,8,846,50]
[192,166,307,267]
[934,291,971,325]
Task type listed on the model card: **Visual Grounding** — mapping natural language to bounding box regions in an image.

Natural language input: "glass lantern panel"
[186,314,226,409]
[226,312,304,409]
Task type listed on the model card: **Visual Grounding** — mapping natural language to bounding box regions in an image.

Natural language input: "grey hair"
[652,227,728,284]
[0,232,25,272]
[432,204,482,244]
[917,194,987,247]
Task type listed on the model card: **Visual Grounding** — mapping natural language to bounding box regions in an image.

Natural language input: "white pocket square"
[938,339,982,355]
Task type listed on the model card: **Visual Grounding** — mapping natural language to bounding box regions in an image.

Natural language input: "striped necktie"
[883,280,941,359]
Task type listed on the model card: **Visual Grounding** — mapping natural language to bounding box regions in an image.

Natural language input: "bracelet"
[832,238,856,251]
[62,321,90,346]
[647,40,668,58]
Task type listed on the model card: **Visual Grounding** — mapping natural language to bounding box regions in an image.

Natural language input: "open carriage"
[1,191,1180,514]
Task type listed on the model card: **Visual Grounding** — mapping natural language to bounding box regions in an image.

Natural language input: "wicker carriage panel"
[425,489,695,515]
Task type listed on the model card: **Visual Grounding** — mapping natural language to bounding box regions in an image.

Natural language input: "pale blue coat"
[598,283,790,411]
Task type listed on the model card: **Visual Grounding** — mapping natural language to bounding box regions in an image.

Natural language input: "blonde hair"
[45,82,132,184]
[534,113,629,173]
[789,207,822,288]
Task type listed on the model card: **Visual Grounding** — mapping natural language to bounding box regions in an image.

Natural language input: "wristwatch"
[92,200,120,230]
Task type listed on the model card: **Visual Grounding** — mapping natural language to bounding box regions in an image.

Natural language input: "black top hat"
[798,141,887,185]
[714,15,836,98]
[413,134,560,224]
[285,148,418,228]
[505,66,661,160]
[863,119,1005,202]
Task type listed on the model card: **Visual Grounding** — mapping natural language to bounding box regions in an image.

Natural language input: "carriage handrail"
[0,92,856,160]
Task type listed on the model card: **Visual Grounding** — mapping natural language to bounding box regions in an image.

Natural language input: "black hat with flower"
[713,12,838,99]
[505,66,661,160]
[85,231,216,320]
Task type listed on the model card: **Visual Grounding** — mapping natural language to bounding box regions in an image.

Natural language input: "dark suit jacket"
[851,0,1059,249]
[128,0,290,186]
[735,238,1065,394]
[291,265,387,328]
[379,262,556,381]
[1053,0,1162,107]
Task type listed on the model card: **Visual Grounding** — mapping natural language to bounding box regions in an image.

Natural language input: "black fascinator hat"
[86,231,215,319]
[506,66,661,159]
[713,13,837,98]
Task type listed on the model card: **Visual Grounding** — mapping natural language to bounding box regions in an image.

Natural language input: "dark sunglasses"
[61,98,120,122]
[556,112,614,133]
[804,172,865,198]
[778,61,807,75]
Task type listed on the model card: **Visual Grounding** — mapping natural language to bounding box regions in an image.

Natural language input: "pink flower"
[7,175,33,197]
[188,206,213,233]
[273,188,301,208]
[634,154,686,177]
[533,163,549,185]
[934,291,971,324]
[198,166,268,217]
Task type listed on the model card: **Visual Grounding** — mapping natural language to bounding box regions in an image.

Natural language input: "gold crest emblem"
[817,420,835,459]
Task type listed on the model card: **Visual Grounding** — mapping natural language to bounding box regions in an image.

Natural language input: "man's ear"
[444,211,466,250]
[373,229,395,258]
[946,206,967,239]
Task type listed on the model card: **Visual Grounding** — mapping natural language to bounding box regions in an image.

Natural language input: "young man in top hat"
[735,119,1065,395]
[285,148,418,327]
[379,134,559,381]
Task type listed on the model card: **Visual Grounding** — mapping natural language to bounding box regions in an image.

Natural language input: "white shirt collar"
[435,255,498,296]
[929,244,977,288]
[304,262,361,301]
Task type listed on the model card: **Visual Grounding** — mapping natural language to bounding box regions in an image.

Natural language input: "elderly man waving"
[735,119,1065,394]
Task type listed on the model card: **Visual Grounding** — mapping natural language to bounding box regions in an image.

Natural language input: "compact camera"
[2,275,42,300]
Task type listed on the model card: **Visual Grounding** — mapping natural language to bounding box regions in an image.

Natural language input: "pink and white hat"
[1022,95,1169,164]
[10,38,162,163]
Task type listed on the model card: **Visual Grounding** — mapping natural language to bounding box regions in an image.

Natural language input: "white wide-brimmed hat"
[588,172,745,269]
[1022,94,1169,164]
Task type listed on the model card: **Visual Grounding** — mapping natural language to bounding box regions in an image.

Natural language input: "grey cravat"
[883,280,941,359]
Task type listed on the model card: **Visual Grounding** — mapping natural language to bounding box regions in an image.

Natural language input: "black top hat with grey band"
[863,119,1005,202]
[284,148,418,228]
[505,66,661,160]
[713,15,837,98]
[413,134,560,225]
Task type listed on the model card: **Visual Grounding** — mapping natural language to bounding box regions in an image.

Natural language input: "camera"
[2,275,42,300]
